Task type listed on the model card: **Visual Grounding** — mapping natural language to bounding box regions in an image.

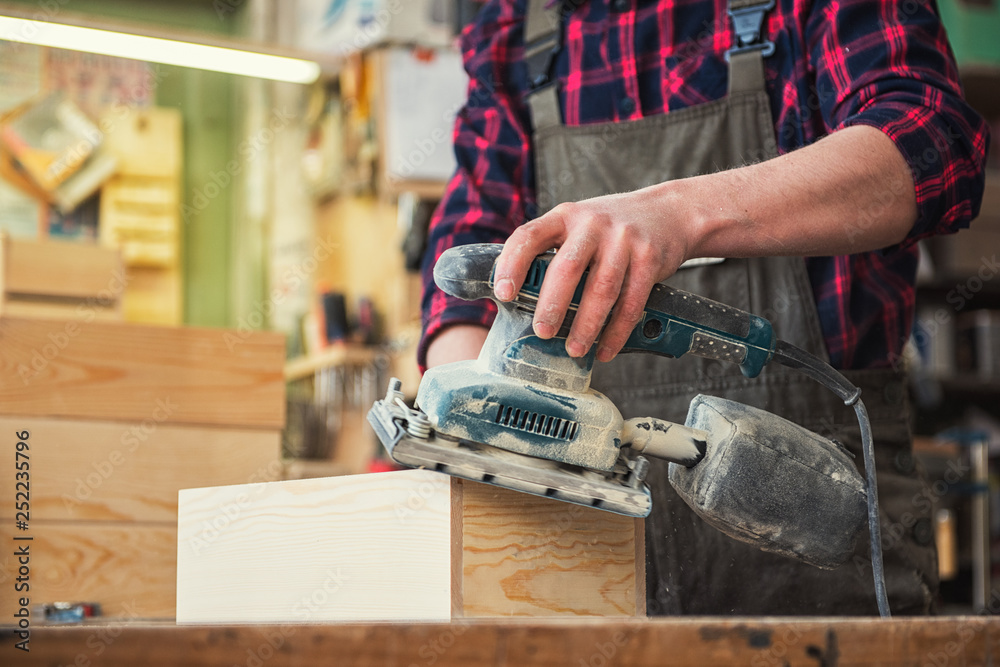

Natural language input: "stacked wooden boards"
[177,470,643,621]
[0,316,285,619]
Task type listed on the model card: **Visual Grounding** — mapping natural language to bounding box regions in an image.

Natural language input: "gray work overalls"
[523,0,936,614]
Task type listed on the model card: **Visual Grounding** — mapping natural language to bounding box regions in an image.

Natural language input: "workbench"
[2,617,998,666]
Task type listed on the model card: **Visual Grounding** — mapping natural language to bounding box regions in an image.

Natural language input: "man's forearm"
[492,124,919,361]
[425,324,490,368]
[677,125,918,260]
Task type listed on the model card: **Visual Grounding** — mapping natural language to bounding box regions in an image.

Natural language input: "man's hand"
[492,125,917,363]
[493,190,693,363]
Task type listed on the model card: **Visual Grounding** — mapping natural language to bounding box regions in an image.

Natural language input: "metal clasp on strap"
[726,0,775,61]
[525,31,560,89]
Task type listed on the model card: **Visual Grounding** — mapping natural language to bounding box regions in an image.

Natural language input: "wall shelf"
[284,344,383,382]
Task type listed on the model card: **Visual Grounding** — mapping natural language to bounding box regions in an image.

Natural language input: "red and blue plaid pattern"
[420,0,990,370]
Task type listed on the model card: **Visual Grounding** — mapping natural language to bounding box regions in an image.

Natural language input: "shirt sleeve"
[418,2,535,370]
[806,0,990,249]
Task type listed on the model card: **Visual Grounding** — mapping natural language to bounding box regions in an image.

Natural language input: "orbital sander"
[368,243,891,616]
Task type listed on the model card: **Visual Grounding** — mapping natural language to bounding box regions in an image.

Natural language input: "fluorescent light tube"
[0,15,321,84]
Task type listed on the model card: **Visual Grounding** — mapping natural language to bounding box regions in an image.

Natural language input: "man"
[420,0,989,614]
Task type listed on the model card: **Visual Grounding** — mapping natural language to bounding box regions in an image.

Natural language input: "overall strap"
[528,0,776,129]
[727,0,775,96]
[525,0,563,131]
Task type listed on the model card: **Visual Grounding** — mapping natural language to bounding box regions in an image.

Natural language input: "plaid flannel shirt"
[420,0,990,370]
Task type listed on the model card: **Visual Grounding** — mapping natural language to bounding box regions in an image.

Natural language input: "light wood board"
[458,480,644,617]
[0,416,282,523]
[177,470,644,623]
[0,316,286,428]
[176,469,453,623]
[0,522,176,620]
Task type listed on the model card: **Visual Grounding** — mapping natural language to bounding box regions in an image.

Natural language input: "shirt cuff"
[840,105,986,252]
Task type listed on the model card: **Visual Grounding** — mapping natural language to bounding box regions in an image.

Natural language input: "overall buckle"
[525,32,561,89]
[726,0,776,61]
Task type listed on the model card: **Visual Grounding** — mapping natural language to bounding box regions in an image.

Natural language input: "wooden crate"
[177,470,643,623]
[0,233,123,321]
[0,316,285,619]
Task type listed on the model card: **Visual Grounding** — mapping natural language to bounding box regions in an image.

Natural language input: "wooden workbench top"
[3,617,998,665]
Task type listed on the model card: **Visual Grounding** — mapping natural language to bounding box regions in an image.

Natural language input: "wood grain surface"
[0,522,177,620]
[1,235,122,300]
[176,469,453,623]
[459,480,644,618]
[4,617,998,666]
[0,416,281,523]
[0,316,285,428]
[177,472,645,623]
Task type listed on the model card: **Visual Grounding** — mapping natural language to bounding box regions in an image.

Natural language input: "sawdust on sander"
[669,394,867,569]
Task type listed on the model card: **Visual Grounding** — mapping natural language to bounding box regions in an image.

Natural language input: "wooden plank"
[8,617,1000,667]
[1,234,123,300]
[0,416,282,523]
[101,107,182,178]
[0,297,120,322]
[0,522,176,621]
[0,317,285,428]
[459,480,644,618]
[176,469,453,623]
[177,470,644,623]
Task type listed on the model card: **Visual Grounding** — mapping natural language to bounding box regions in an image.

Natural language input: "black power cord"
[773,339,891,619]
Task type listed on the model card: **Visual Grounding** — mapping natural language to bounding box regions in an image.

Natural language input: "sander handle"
[434,243,777,377]
[620,282,776,378]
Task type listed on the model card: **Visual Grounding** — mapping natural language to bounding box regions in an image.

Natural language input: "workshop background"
[0,0,999,621]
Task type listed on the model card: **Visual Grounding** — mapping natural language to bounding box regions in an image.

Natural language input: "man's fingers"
[494,212,567,301]
[596,271,656,362]
[565,246,628,357]
[532,215,600,339]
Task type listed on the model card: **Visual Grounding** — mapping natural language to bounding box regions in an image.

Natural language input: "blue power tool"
[368,243,892,615]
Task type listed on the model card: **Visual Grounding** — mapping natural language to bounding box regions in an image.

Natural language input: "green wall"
[939,0,1000,67]
[6,0,250,327]
[157,64,238,328]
